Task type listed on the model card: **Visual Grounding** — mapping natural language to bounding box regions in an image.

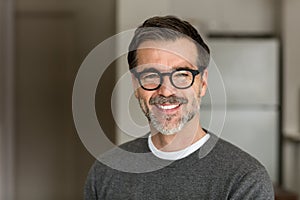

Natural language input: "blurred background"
[1,0,300,199]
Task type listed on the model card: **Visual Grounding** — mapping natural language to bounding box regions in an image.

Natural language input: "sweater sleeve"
[229,167,274,200]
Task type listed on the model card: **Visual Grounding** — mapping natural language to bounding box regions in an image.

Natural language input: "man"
[84,16,274,199]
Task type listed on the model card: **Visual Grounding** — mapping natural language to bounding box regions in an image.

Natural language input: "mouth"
[155,103,181,113]
[149,95,187,114]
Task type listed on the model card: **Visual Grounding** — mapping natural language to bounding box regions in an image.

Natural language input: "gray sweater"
[84,133,274,199]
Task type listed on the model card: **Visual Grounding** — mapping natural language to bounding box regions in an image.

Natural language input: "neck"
[150,115,206,152]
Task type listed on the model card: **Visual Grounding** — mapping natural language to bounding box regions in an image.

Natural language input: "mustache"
[149,95,188,105]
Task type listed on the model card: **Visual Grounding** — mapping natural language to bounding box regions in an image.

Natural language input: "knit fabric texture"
[84,133,274,200]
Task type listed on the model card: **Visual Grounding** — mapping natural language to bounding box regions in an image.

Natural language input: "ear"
[131,73,139,98]
[200,69,208,97]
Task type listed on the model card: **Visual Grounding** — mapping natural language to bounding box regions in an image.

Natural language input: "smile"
[156,104,181,110]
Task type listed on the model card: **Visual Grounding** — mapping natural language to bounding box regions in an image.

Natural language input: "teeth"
[157,104,179,110]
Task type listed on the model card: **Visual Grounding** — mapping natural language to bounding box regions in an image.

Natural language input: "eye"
[140,72,160,80]
[173,71,191,78]
[175,72,189,77]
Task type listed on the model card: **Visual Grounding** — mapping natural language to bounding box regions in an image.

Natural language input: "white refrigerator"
[200,38,279,183]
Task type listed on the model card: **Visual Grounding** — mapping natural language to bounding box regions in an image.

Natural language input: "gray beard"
[138,97,200,136]
[149,109,194,135]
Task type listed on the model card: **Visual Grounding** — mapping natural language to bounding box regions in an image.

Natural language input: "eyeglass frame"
[131,67,204,91]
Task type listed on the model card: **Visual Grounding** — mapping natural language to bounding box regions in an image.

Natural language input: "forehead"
[136,38,198,70]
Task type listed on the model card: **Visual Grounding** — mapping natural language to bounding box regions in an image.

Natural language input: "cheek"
[135,88,152,104]
[190,81,202,97]
[193,79,207,98]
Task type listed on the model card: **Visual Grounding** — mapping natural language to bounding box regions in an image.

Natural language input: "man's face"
[132,38,208,135]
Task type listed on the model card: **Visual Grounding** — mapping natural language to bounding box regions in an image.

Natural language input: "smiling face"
[132,38,208,135]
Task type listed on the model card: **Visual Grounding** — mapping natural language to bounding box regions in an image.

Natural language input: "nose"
[157,76,176,97]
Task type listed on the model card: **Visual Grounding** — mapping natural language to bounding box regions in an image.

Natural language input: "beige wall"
[0,0,15,199]
[13,0,116,199]
[282,0,300,195]
[117,0,277,33]
[282,0,300,134]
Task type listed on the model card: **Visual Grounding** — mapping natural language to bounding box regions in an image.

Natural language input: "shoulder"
[87,136,149,174]
[207,133,265,171]
[203,134,274,199]
[212,136,268,177]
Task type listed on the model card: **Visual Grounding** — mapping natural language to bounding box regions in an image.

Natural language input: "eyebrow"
[175,66,193,71]
[136,65,194,73]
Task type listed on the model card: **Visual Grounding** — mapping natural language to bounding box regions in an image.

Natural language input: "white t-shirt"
[148,133,210,160]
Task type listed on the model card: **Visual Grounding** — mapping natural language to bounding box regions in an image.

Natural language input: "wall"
[282,0,300,134]
[117,0,276,33]
[13,0,116,199]
[0,0,15,199]
[282,0,300,195]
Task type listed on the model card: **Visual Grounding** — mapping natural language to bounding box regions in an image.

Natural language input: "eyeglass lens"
[139,69,197,90]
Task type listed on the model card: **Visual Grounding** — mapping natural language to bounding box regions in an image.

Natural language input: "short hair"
[127,15,210,71]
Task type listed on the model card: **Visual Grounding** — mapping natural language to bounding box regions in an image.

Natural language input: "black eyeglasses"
[132,68,202,91]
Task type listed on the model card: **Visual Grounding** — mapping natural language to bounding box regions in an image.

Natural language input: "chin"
[149,107,198,136]
[159,129,179,136]
[152,121,185,136]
